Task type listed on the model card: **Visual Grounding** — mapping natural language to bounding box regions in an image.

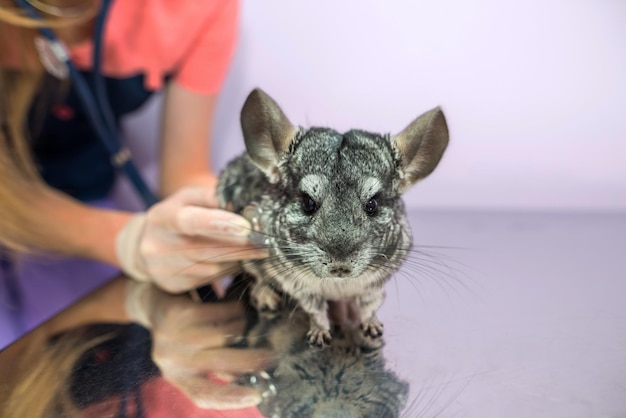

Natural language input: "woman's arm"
[158,81,220,197]
[15,147,264,294]
[157,0,239,196]
[27,186,131,266]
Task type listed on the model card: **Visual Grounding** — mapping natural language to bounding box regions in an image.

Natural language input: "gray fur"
[246,304,410,418]
[217,88,449,348]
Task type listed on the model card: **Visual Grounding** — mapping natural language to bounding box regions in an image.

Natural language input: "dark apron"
[29,72,154,201]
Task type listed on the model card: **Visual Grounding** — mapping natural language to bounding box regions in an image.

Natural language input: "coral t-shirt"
[1,0,239,94]
[70,0,239,95]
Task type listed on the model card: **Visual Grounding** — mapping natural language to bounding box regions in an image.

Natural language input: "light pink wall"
[122,0,626,212]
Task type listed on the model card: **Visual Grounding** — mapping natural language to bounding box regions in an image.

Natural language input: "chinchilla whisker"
[410,251,475,284]
[420,377,453,418]
[399,259,462,290]
[402,379,447,418]
[401,378,443,418]
[388,270,427,302]
[396,256,460,285]
[162,244,266,253]
[169,251,285,281]
[393,262,459,300]
[400,263,459,297]
[261,267,316,294]
[398,246,479,285]
[400,252,477,296]
[366,261,397,277]
[407,374,471,418]
[392,245,470,273]
[431,379,471,418]
[412,243,471,251]
[400,395,419,418]
[401,382,444,418]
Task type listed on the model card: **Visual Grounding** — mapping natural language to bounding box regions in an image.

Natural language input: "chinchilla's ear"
[240,88,297,180]
[392,107,449,192]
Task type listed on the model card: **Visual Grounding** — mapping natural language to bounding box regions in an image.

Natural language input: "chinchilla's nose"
[328,261,353,277]
[319,208,363,261]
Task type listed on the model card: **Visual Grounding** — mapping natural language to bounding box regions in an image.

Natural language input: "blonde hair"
[0,0,98,251]
[0,0,98,27]
[1,329,115,418]
[0,6,118,416]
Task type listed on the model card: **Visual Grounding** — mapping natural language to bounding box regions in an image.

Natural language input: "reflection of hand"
[328,300,360,328]
[126,281,276,409]
[116,187,268,293]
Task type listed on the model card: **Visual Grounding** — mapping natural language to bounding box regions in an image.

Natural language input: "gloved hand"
[126,280,276,409]
[116,186,267,293]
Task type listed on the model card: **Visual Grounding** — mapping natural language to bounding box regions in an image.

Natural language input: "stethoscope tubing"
[15,0,158,208]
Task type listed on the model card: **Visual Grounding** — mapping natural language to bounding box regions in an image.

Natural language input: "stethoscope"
[15,0,158,208]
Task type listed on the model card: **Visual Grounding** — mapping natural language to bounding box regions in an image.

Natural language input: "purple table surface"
[1,209,624,417]
[381,210,626,417]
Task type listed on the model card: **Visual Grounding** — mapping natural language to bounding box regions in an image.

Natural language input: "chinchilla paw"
[306,327,332,349]
[252,288,281,315]
[361,319,384,339]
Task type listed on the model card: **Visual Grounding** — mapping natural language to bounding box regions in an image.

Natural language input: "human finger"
[176,206,253,239]
[181,242,268,263]
[180,300,247,324]
[156,261,240,293]
[166,318,247,348]
[183,348,277,374]
[171,186,221,209]
[153,298,248,329]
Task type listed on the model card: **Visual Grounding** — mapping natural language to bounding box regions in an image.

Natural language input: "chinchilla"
[217,88,449,348]
[223,274,409,418]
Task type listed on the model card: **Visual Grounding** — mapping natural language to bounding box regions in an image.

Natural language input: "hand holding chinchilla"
[218,89,449,348]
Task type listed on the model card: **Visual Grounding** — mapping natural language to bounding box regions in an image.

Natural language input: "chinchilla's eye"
[365,197,378,216]
[301,193,318,215]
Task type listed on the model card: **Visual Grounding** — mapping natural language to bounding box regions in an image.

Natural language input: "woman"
[0,0,272,410]
[0,0,266,338]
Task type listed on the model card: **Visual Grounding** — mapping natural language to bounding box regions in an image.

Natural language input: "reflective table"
[1,210,624,417]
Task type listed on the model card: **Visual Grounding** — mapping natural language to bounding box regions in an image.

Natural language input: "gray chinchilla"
[217,88,449,348]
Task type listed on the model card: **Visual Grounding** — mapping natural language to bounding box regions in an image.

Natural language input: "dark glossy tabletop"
[1,210,625,418]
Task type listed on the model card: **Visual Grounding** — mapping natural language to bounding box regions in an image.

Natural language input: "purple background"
[117,0,626,213]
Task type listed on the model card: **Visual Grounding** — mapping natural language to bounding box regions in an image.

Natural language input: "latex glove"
[116,187,267,293]
[126,280,276,409]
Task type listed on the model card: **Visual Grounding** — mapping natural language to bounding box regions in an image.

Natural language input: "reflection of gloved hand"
[116,187,267,293]
[126,280,276,409]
